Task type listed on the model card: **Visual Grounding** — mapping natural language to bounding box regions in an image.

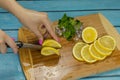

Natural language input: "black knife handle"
[15,41,23,48]
[7,41,23,48]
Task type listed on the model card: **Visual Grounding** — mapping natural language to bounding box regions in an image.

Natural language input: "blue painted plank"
[80,77,120,80]
[5,30,18,40]
[0,11,120,29]
[116,27,120,33]
[81,68,120,80]
[0,30,25,79]
[0,54,25,80]
[0,13,22,30]
[0,0,120,12]
[0,30,24,79]
[95,68,120,76]
[17,0,120,11]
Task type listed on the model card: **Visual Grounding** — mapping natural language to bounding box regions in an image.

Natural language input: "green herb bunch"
[58,13,82,40]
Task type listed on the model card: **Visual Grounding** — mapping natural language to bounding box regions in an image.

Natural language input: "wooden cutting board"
[18,13,120,80]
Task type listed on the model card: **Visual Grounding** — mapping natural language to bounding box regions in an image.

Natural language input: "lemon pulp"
[42,39,61,48]
[41,47,59,56]
[98,35,116,51]
[82,27,98,43]
[81,45,97,63]
[89,44,106,60]
[72,42,87,61]
[94,40,112,56]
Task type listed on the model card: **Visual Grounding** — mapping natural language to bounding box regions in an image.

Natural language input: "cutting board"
[18,13,120,80]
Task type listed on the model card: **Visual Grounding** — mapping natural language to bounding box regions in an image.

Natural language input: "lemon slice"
[72,42,87,61]
[82,27,98,43]
[94,40,112,56]
[81,45,97,63]
[89,44,106,60]
[42,39,61,48]
[41,47,59,56]
[98,35,116,51]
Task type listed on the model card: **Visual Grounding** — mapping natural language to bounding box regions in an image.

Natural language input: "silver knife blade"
[22,43,42,50]
[7,41,42,50]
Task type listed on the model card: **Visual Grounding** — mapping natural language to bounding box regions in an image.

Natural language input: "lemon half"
[82,27,98,43]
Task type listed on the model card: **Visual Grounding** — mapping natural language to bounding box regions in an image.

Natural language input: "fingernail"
[57,38,60,42]
[39,39,43,45]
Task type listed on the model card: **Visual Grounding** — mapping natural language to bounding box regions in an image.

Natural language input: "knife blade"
[7,41,42,50]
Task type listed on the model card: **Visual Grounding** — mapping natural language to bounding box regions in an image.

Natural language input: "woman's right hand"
[0,30,18,54]
[17,9,59,44]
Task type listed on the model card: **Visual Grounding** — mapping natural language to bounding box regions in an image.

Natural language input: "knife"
[7,41,42,50]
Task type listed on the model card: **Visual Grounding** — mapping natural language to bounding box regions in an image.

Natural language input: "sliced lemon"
[42,39,61,48]
[82,27,98,43]
[72,42,87,61]
[41,47,59,56]
[81,45,97,63]
[89,44,106,60]
[94,40,112,56]
[98,35,116,51]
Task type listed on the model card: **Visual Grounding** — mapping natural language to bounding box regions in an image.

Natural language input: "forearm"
[0,0,25,18]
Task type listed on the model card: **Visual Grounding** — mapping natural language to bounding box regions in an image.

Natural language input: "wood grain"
[18,13,120,80]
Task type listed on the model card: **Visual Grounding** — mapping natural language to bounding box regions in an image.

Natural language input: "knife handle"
[7,41,23,48]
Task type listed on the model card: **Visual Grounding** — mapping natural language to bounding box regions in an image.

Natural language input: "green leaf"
[57,13,82,40]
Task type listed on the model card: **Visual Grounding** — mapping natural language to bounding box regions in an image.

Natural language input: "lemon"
[89,44,106,60]
[72,42,87,61]
[41,47,59,56]
[42,39,61,48]
[82,27,98,43]
[98,35,116,51]
[94,40,112,56]
[81,45,97,63]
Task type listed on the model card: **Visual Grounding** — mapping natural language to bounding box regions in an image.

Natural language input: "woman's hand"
[0,0,59,44]
[18,9,59,43]
[0,30,18,54]
[0,0,59,54]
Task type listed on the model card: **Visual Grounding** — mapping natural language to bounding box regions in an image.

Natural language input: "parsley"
[58,13,82,40]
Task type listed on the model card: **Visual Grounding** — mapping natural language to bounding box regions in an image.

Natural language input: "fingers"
[0,30,18,54]
[0,39,7,54]
[5,35,18,54]
[23,26,44,41]
[31,27,44,44]
[43,19,59,42]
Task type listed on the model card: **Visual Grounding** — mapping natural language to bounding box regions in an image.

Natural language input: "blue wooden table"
[0,0,120,80]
